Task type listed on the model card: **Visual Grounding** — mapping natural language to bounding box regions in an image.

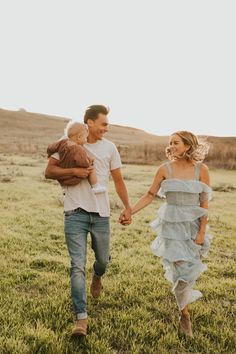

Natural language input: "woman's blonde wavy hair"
[166,131,210,162]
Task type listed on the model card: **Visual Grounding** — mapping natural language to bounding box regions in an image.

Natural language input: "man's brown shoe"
[71,318,87,337]
[90,274,102,298]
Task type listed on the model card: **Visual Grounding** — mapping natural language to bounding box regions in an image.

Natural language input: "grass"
[0,154,236,353]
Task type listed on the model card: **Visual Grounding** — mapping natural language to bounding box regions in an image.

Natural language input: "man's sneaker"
[71,318,88,337]
[90,274,102,298]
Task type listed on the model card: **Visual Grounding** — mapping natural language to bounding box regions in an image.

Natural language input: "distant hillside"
[0,108,167,153]
[0,108,235,168]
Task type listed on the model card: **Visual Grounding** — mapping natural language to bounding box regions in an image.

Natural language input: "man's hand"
[119,207,132,226]
[73,166,94,178]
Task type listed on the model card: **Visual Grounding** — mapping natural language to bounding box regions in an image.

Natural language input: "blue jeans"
[64,208,110,320]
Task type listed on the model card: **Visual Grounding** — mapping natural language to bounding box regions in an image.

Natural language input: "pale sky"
[1,0,235,136]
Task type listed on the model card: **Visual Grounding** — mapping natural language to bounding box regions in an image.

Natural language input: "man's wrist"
[124,204,131,209]
[72,167,84,178]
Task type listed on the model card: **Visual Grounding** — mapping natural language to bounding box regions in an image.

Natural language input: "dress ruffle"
[158,178,212,195]
[151,230,212,260]
[151,204,208,224]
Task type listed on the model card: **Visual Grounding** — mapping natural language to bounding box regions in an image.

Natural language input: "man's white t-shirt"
[52,138,122,217]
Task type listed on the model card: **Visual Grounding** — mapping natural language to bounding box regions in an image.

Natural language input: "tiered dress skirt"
[150,179,212,310]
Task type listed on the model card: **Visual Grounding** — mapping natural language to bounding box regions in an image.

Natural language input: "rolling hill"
[0,108,235,168]
[0,108,167,155]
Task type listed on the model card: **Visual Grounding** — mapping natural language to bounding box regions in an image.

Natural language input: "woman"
[128,131,212,337]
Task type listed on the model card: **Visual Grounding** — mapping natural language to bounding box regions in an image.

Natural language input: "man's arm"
[45,157,93,180]
[110,168,132,225]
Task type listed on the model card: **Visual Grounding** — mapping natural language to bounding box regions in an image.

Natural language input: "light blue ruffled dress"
[150,162,212,310]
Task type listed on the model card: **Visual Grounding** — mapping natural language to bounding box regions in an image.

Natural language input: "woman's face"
[168,134,189,159]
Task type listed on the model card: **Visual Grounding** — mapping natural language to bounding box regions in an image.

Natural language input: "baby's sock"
[92,184,106,194]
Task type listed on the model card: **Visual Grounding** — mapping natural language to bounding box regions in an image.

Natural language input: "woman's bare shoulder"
[155,162,169,178]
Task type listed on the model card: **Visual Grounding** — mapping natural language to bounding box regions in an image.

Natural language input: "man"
[45,105,131,336]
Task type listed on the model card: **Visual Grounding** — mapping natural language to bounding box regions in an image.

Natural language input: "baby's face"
[76,129,89,145]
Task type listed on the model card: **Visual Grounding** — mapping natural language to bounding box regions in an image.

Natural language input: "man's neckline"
[86,139,103,145]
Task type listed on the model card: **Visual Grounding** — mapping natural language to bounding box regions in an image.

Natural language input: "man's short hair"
[84,105,109,123]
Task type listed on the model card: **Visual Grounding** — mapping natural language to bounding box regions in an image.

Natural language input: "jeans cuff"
[92,267,103,278]
[76,312,88,320]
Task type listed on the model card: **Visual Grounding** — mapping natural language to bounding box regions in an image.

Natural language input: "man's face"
[87,113,109,140]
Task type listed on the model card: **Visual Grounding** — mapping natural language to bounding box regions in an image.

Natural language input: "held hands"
[119,206,132,226]
[194,232,205,245]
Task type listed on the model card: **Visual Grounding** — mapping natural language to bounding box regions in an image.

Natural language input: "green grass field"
[0,154,235,354]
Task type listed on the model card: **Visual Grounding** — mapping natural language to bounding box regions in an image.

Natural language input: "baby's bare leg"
[88,170,97,186]
[88,171,106,194]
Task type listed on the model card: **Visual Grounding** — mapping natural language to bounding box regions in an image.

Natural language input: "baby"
[47,121,106,194]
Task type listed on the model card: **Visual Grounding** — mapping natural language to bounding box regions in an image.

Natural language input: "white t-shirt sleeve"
[110,144,122,171]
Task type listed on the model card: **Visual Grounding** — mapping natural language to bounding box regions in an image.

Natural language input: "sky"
[1,0,235,137]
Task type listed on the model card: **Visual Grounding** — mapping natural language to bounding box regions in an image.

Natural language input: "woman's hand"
[194,232,205,245]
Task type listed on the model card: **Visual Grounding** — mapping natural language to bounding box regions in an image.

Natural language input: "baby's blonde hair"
[64,121,88,138]
[166,131,210,162]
